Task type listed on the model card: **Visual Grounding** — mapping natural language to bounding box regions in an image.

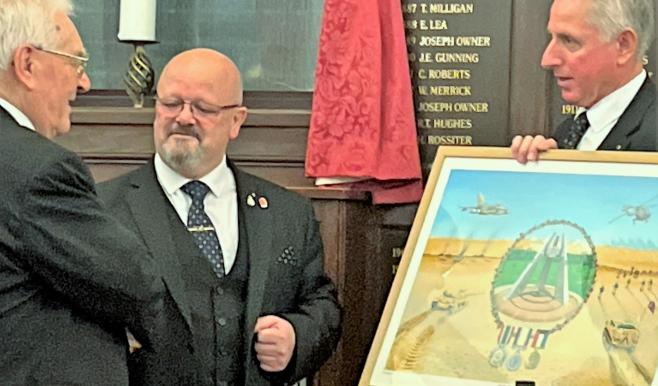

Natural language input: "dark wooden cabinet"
[312,200,416,386]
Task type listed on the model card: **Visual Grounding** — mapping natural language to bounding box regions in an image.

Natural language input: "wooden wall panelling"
[72,90,313,109]
[311,202,418,386]
[58,103,314,187]
[312,200,383,386]
[60,107,311,161]
[508,0,553,138]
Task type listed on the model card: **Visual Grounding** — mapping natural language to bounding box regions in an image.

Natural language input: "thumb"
[254,315,278,333]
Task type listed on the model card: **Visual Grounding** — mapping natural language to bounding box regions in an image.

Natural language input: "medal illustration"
[505,348,522,372]
[489,220,596,372]
[488,345,506,368]
[525,349,541,369]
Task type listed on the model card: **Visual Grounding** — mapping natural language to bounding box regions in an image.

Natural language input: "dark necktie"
[561,112,590,149]
[181,180,225,277]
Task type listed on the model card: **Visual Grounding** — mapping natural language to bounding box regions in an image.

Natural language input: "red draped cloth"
[305,0,423,204]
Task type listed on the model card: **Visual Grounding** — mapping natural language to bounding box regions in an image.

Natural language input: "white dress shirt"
[0,97,35,131]
[154,153,239,274]
[575,70,646,150]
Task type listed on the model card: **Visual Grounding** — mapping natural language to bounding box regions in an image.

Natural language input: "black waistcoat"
[168,208,249,386]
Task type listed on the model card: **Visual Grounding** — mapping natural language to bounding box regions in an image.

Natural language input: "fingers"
[513,135,536,164]
[254,339,288,372]
[255,321,283,345]
[510,135,524,160]
[254,315,277,333]
[256,356,280,372]
[254,315,296,372]
[510,135,557,164]
[530,137,558,161]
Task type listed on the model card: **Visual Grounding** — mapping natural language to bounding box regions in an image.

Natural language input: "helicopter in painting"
[461,193,508,215]
[609,194,658,224]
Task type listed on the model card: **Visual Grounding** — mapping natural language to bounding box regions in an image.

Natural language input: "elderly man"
[98,48,341,385]
[512,0,656,163]
[0,1,191,385]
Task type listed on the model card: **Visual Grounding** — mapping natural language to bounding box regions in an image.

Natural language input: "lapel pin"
[258,196,269,209]
[246,193,256,207]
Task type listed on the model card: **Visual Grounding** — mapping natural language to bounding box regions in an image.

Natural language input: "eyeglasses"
[155,97,241,119]
[34,46,89,77]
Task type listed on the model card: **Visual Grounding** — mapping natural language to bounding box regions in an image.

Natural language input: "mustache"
[166,125,201,140]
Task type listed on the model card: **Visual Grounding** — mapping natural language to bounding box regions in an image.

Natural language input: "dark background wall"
[73,0,322,90]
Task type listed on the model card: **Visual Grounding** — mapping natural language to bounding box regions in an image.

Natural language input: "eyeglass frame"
[33,46,89,76]
[154,96,241,119]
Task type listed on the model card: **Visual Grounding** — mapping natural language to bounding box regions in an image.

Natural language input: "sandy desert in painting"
[385,237,658,385]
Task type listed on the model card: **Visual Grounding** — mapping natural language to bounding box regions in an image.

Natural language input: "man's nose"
[77,71,91,93]
[175,102,196,125]
[540,39,560,69]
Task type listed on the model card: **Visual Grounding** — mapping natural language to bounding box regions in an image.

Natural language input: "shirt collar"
[575,69,646,130]
[0,97,36,131]
[154,153,232,198]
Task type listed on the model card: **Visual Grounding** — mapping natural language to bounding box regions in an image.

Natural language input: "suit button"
[217,317,227,326]
[216,286,224,295]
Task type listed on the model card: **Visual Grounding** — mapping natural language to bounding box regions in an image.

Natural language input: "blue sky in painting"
[431,169,658,247]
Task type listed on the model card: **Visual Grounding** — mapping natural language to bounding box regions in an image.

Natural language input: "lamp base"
[123,44,155,108]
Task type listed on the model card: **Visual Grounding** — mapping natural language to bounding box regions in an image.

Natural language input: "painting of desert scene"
[379,169,658,386]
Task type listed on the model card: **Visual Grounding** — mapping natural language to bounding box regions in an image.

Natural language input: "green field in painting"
[493,249,596,298]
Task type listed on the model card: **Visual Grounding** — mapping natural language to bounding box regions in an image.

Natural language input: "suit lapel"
[126,163,193,331]
[0,107,13,129]
[599,78,656,150]
[0,106,35,134]
[231,163,274,361]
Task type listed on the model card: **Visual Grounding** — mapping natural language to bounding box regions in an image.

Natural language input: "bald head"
[158,48,243,105]
[153,48,248,179]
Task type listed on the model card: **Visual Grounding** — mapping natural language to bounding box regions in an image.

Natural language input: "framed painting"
[360,146,658,386]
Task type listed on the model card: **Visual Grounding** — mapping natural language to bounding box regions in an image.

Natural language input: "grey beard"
[159,142,204,174]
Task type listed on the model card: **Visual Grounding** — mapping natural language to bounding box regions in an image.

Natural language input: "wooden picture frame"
[361,146,658,386]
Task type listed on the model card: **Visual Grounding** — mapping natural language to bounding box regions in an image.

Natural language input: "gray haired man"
[512,0,656,162]
[0,1,194,384]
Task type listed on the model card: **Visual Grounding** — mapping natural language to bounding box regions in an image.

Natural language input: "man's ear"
[11,45,40,90]
[229,107,248,140]
[616,28,639,66]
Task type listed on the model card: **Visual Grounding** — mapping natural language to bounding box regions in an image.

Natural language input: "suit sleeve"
[277,202,342,381]
[13,153,164,332]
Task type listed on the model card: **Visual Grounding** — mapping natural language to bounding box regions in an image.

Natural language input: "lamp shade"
[118,0,157,42]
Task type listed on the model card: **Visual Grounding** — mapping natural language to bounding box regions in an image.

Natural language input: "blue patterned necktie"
[181,180,225,277]
[562,112,590,149]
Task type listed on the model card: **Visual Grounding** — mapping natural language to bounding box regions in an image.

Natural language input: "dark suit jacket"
[98,160,341,385]
[554,77,657,151]
[0,107,166,385]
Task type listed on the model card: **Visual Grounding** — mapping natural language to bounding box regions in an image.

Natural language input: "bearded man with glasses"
[98,48,341,386]
[0,1,196,385]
